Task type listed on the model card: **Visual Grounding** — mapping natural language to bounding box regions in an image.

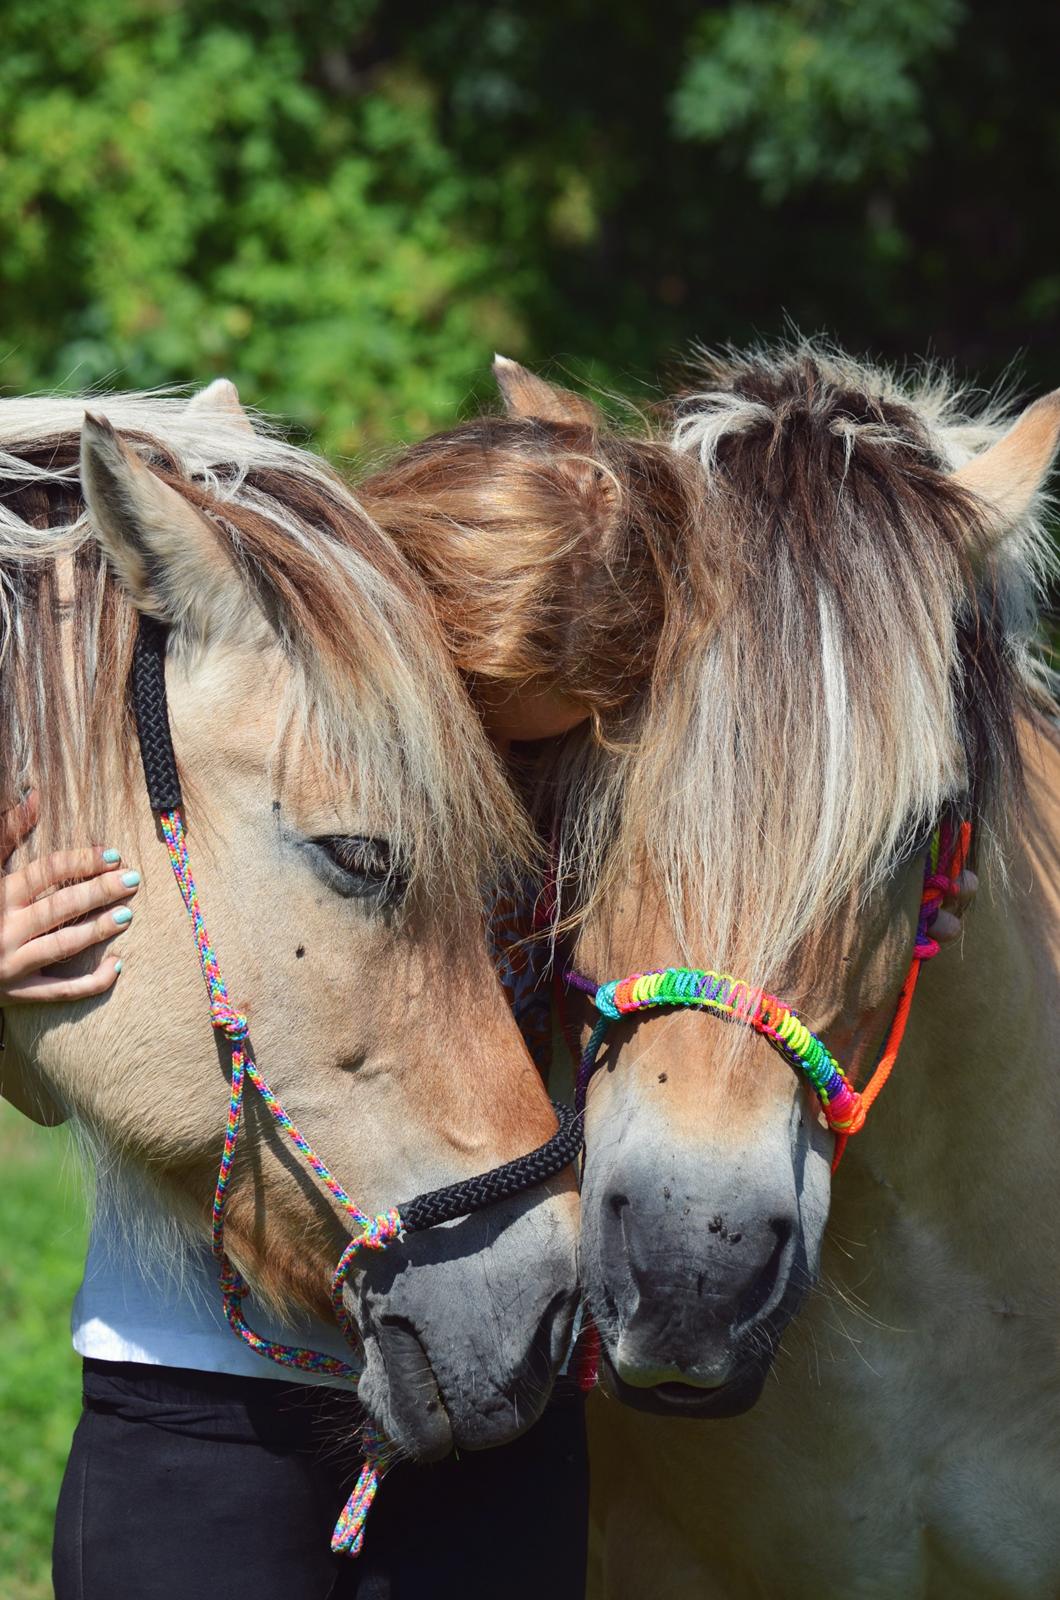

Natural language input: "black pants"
[53,1359,588,1600]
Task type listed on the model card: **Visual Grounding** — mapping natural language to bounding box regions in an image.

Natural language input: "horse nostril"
[609,1191,630,1221]
[530,1287,578,1376]
[733,1217,796,1327]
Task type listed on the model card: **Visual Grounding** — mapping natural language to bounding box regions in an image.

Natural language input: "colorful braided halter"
[567,818,972,1166]
[130,616,583,1556]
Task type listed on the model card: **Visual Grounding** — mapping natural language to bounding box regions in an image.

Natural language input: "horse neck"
[833,722,1060,1290]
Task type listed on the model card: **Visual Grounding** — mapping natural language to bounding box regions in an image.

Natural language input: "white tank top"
[72,1172,358,1388]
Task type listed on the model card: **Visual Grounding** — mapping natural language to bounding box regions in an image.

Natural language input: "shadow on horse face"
[574,865,925,1415]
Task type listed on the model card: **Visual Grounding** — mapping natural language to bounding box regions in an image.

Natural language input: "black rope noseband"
[400,1099,582,1233]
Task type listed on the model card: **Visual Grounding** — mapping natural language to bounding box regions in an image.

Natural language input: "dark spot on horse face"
[662,1185,672,1202]
[709,1215,723,1233]
[657,1072,668,1084]
[295,945,305,959]
[271,800,281,813]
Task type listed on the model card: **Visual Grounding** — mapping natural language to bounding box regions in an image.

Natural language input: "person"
[1,371,977,1599]
[1,373,699,1600]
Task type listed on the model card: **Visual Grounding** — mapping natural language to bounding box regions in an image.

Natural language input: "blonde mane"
[0,392,529,899]
[552,341,1056,984]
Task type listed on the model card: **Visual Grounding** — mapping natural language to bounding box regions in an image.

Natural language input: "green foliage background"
[0,1104,86,1599]
[3,0,1059,457]
[0,4,1057,1593]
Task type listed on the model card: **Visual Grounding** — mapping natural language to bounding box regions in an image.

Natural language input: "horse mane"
[550,340,1057,981]
[0,392,529,898]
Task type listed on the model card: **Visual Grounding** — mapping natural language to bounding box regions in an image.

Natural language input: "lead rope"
[161,793,586,1542]
[159,804,397,1553]
[161,793,583,1550]
[162,788,583,1549]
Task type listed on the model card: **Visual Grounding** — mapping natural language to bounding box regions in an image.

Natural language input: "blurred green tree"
[0,0,526,450]
[673,0,964,195]
[1,0,1058,458]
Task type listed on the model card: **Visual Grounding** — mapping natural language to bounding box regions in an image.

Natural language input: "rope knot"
[358,1208,405,1252]
[330,1209,406,1331]
[210,999,249,1041]
[595,980,622,1020]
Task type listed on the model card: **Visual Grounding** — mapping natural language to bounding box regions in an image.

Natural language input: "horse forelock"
[0,392,529,899]
[560,341,1056,987]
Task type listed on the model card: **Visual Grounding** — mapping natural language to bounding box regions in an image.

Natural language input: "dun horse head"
[559,346,1059,1416]
[0,390,579,1458]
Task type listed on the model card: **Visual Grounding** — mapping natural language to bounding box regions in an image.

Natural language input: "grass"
[0,1100,89,1600]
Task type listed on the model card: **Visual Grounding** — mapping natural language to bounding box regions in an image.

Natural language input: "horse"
[0,384,581,1471]
[549,346,1059,1597]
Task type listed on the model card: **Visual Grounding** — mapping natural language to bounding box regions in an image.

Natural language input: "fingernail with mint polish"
[121,871,141,888]
[114,960,124,975]
[102,849,121,864]
[112,907,133,926]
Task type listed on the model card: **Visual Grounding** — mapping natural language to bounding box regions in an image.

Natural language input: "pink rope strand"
[158,805,399,1554]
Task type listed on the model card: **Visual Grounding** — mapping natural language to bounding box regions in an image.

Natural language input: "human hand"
[1,793,140,1003]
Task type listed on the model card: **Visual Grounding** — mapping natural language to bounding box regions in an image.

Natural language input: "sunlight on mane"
[554,341,1056,988]
[0,391,529,899]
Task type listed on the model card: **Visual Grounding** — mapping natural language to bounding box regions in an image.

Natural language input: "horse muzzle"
[347,1187,580,1460]
[581,1127,811,1415]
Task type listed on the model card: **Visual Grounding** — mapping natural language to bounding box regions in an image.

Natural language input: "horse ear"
[81,414,240,636]
[187,377,254,435]
[492,354,599,426]
[952,390,1060,551]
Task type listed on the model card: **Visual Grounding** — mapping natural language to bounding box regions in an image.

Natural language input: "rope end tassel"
[332,1426,391,1556]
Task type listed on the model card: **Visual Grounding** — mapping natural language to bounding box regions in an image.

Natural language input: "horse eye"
[306,835,407,904]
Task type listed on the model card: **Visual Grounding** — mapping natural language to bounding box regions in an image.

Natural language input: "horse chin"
[356,1316,454,1461]
[591,1274,809,1421]
[350,1283,578,1462]
[596,1342,773,1419]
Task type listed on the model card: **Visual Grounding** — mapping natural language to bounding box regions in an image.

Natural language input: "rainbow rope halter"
[567,818,971,1167]
[130,616,583,1556]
